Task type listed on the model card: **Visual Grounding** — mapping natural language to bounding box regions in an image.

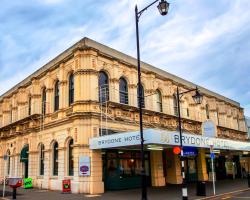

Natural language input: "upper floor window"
[42,88,46,115]
[119,77,128,104]
[237,115,240,130]
[68,139,74,176]
[39,144,45,176]
[216,108,220,125]
[10,105,12,123]
[28,95,32,116]
[173,94,178,116]
[206,104,210,119]
[53,141,59,176]
[69,74,74,106]
[156,89,162,112]
[7,150,10,175]
[137,84,145,108]
[99,71,109,103]
[54,80,60,111]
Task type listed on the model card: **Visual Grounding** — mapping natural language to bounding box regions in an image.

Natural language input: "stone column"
[165,150,182,184]
[197,149,208,181]
[150,151,165,186]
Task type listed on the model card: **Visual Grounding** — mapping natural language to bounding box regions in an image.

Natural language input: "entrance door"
[20,145,29,178]
[184,157,197,182]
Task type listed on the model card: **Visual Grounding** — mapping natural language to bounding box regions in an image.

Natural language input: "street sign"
[210,152,215,159]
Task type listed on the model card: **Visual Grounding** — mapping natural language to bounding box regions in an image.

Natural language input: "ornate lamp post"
[176,86,203,200]
[135,1,169,200]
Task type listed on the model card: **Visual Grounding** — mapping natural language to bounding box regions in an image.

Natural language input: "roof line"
[0,37,240,107]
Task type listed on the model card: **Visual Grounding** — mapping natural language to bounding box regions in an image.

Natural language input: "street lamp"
[176,86,203,200]
[135,1,169,200]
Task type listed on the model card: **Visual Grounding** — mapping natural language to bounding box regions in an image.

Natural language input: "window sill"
[49,176,58,180]
[64,176,74,180]
[37,175,44,179]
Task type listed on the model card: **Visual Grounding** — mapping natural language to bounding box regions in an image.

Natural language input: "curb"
[196,188,250,200]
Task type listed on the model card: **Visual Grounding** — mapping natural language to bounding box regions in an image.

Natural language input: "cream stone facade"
[0,37,248,194]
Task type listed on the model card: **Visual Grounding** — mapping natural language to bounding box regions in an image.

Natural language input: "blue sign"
[183,147,198,157]
[210,152,215,159]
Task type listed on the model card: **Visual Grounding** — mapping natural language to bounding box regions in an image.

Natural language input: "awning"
[89,129,250,151]
[20,145,29,162]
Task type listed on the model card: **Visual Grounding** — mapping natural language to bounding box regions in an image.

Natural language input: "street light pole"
[176,86,203,200]
[135,1,169,200]
[135,5,147,200]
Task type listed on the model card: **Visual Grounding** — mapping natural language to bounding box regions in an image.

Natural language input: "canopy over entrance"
[89,129,250,151]
[20,145,29,162]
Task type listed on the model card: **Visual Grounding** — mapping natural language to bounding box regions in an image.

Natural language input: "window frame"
[119,77,128,105]
[54,81,60,112]
[69,74,74,106]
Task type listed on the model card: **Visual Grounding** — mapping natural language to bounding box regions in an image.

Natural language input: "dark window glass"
[206,104,210,119]
[137,84,145,108]
[40,144,45,175]
[53,142,58,176]
[99,71,109,103]
[119,78,128,104]
[156,90,162,112]
[28,96,32,115]
[68,139,74,176]
[10,105,12,123]
[173,95,178,116]
[69,74,74,105]
[54,81,59,111]
[7,150,10,175]
[42,88,46,115]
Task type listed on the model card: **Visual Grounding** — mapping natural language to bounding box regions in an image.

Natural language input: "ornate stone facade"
[0,37,247,194]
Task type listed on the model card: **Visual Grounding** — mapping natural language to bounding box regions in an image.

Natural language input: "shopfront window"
[104,150,150,190]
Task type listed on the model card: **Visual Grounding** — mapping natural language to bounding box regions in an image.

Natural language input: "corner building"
[0,38,249,194]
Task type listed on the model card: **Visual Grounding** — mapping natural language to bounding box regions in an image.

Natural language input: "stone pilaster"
[150,151,165,186]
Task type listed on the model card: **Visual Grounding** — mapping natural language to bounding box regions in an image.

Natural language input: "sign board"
[23,178,32,189]
[62,179,71,193]
[79,156,91,176]
[90,129,250,151]
[210,152,215,159]
[183,147,198,157]
[203,120,216,137]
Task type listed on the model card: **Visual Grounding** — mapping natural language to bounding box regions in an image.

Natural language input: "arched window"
[99,71,109,103]
[42,88,46,115]
[10,105,12,123]
[39,144,45,175]
[68,139,74,176]
[69,74,74,106]
[237,115,240,130]
[206,104,210,119]
[216,108,220,125]
[53,142,59,176]
[156,90,162,112]
[6,150,10,175]
[28,95,32,116]
[137,84,145,108]
[119,77,128,104]
[54,80,59,111]
[173,94,178,116]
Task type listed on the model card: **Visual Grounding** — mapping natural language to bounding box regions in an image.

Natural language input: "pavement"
[0,179,249,200]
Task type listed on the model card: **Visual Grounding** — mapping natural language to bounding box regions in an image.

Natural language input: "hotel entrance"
[102,150,151,190]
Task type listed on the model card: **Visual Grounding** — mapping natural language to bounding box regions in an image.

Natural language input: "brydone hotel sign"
[89,129,250,151]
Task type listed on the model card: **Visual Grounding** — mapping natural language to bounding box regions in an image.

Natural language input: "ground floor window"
[103,150,151,190]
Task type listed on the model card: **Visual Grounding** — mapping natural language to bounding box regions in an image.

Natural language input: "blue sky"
[1,0,250,115]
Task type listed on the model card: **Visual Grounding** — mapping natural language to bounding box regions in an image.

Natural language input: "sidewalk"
[0,179,248,200]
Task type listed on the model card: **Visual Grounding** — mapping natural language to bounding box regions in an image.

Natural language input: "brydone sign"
[89,129,250,151]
